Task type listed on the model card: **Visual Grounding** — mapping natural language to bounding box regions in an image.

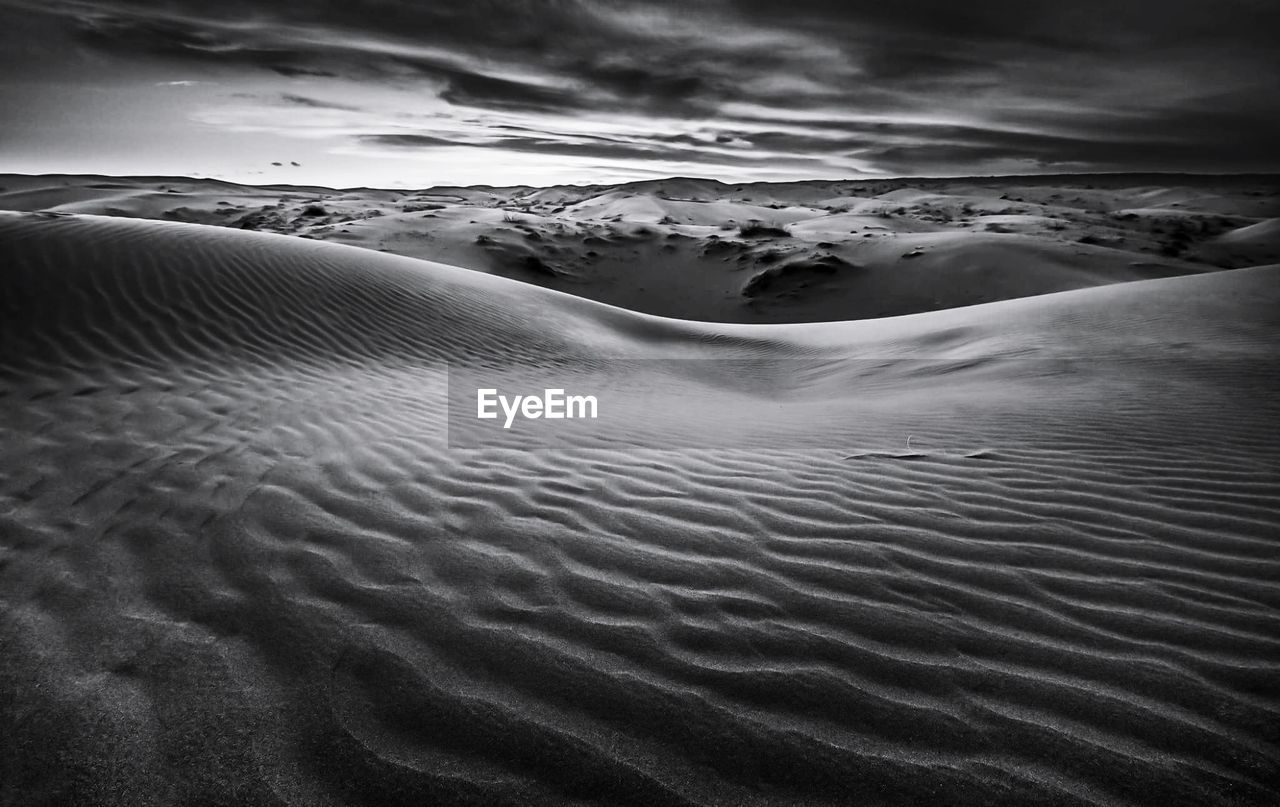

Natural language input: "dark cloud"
[565,60,714,110]
[271,66,337,78]
[362,131,780,166]
[2,0,1278,177]
[280,94,362,111]
[361,134,462,148]
[432,70,588,115]
[729,0,1280,53]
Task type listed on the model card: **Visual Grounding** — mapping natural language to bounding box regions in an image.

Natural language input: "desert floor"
[1,174,1279,806]
[3,173,1278,322]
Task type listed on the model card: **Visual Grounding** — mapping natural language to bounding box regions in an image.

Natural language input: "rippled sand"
[1,212,1278,805]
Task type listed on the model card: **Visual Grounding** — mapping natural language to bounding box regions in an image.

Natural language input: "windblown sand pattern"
[2,212,1279,805]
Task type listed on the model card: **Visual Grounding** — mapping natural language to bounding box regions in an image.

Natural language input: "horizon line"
[3,169,1279,195]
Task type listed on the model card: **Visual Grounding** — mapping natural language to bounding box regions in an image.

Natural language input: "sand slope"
[4,173,1276,323]
[2,213,1279,806]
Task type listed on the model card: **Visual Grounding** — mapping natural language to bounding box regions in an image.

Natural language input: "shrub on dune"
[738,220,791,238]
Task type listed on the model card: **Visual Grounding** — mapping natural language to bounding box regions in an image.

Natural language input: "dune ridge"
[2,212,1279,806]
[4,173,1277,324]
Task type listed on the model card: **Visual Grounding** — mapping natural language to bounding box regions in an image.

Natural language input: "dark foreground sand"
[1,212,1279,805]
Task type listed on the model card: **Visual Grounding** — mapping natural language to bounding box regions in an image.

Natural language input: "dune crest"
[4,173,1277,324]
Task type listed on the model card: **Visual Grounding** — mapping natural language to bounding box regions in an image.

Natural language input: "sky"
[1,0,1278,189]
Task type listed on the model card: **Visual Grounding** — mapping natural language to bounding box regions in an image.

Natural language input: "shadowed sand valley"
[3,173,1278,323]
[2,208,1279,805]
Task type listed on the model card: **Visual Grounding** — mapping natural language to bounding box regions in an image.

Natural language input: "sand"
[2,210,1279,805]
[3,173,1277,323]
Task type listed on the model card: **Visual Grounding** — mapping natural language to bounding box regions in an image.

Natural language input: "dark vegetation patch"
[743,253,858,297]
[701,238,745,257]
[517,255,558,276]
[738,220,791,238]
[235,208,290,231]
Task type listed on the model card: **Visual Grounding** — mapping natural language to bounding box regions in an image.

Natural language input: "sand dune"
[4,173,1276,323]
[1189,218,1280,268]
[2,211,1279,805]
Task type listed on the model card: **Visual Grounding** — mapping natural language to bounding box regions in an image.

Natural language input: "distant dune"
[2,211,1278,805]
[2,173,1277,323]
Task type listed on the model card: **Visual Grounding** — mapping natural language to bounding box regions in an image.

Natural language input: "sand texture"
[3,173,1277,324]
[2,211,1280,805]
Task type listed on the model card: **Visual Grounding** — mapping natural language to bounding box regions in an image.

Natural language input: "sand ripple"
[2,213,1279,805]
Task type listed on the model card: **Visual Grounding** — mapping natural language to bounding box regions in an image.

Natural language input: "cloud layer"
[1,0,1277,185]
